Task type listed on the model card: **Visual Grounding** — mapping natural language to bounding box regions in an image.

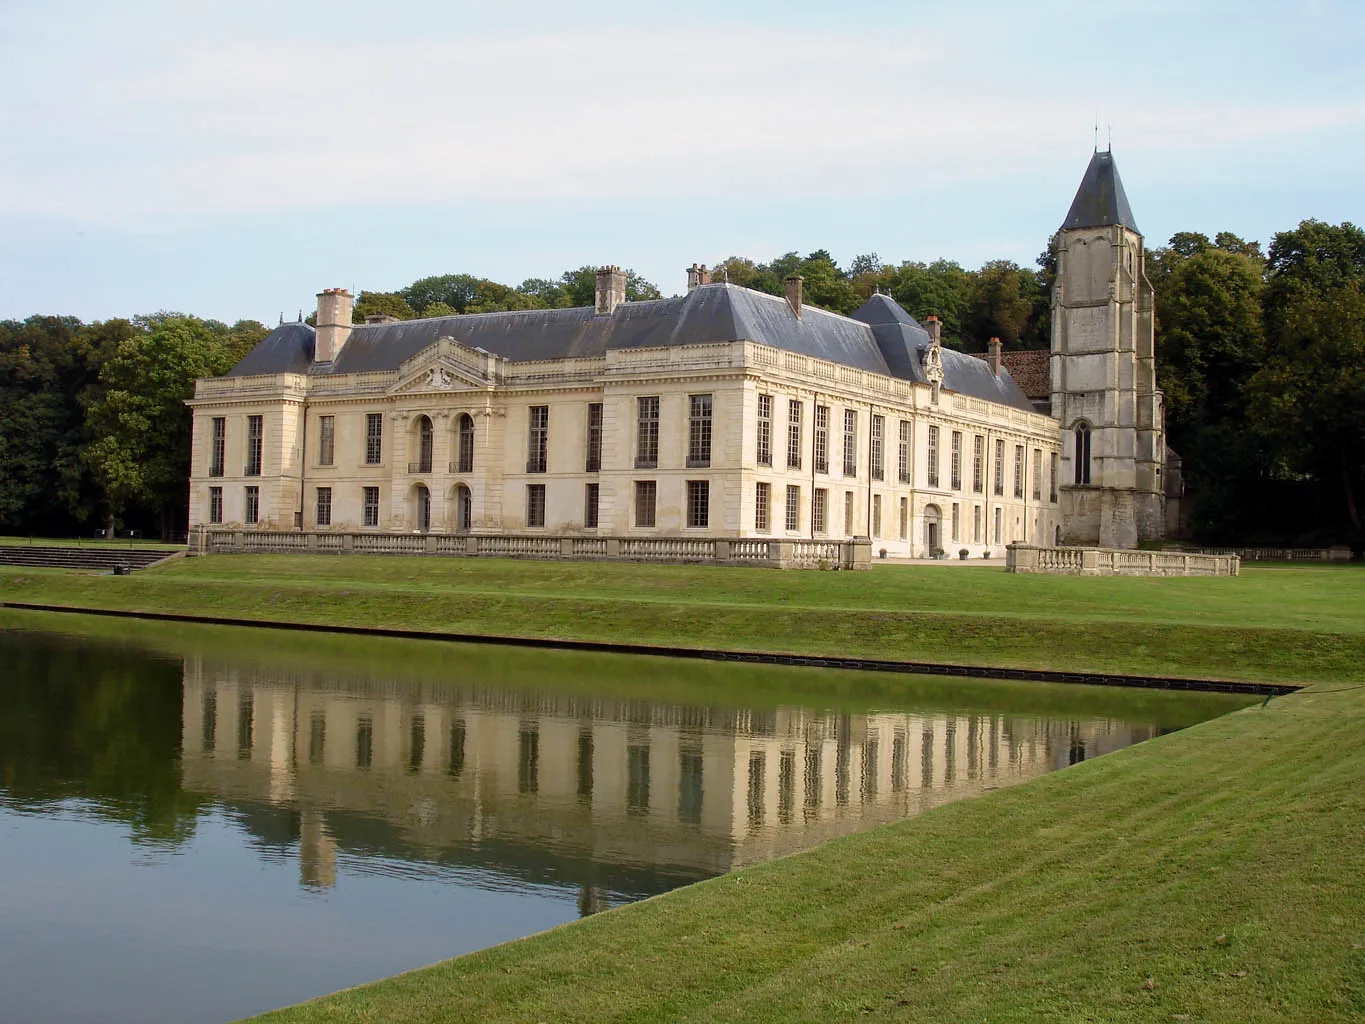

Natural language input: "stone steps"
[0,546,176,572]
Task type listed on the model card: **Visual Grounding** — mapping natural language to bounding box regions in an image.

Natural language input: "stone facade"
[187,292,1062,559]
[187,151,1171,560]
[1051,150,1166,548]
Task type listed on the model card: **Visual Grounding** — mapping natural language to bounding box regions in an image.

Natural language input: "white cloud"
[2,20,1362,224]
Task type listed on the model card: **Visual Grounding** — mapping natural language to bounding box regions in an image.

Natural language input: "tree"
[1249,222,1365,538]
[402,274,485,314]
[880,260,973,347]
[352,292,416,322]
[0,315,127,535]
[84,315,246,539]
[964,260,1037,349]
[1148,237,1268,541]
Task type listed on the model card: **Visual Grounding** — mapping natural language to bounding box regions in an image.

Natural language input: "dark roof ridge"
[1062,149,1139,233]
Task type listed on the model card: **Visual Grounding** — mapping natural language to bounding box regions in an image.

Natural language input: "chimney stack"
[987,336,1003,376]
[595,266,627,315]
[687,264,701,291]
[924,315,941,346]
[314,288,353,363]
[784,274,803,319]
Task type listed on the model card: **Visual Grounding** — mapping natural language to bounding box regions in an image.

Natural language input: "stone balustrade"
[191,529,871,570]
[1006,543,1239,577]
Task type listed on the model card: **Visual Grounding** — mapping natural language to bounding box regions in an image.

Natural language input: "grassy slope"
[2,557,1363,683]
[254,684,1365,1024]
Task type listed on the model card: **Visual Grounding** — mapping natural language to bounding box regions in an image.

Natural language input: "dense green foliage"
[3,221,1362,544]
[0,313,262,539]
[1151,222,1365,543]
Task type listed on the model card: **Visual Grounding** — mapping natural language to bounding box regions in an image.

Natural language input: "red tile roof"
[971,349,1050,400]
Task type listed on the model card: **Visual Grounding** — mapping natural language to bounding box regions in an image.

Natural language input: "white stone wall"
[188,337,1062,557]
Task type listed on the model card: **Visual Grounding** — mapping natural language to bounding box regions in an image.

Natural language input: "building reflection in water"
[179,658,1152,909]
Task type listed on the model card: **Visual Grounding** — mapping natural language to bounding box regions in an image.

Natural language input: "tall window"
[635,480,657,527]
[842,409,858,477]
[755,482,770,532]
[416,416,434,474]
[897,421,910,483]
[870,415,885,481]
[526,483,546,527]
[687,481,709,529]
[927,425,940,488]
[785,485,800,531]
[1013,445,1025,499]
[457,414,475,473]
[363,486,379,527]
[317,415,334,467]
[899,496,908,539]
[872,494,882,537]
[244,486,259,525]
[365,413,383,465]
[585,403,602,473]
[972,435,985,493]
[994,439,1005,496]
[844,491,855,535]
[688,394,713,467]
[994,506,1003,544]
[813,488,827,533]
[527,406,549,473]
[1033,449,1043,500]
[315,486,332,527]
[1074,423,1092,485]
[787,400,802,470]
[208,486,223,524]
[972,504,981,543]
[210,417,225,477]
[814,405,830,473]
[951,502,960,542]
[679,749,703,824]
[627,745,650,814]
[636,396,659,468]
[584,483,600,528]
[245,415,263,476]
[950,431,962,490]
[756,394,773,466]
[1050,452,1059,503]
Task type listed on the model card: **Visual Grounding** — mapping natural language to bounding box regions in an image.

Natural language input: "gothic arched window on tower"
[1074,423,1092,486]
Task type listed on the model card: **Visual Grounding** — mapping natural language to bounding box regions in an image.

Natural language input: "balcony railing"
[408,461,434,474]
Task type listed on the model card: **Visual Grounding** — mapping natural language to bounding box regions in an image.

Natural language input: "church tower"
[1050,150,1165,548]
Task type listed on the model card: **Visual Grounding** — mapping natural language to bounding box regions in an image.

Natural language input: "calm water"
[0,613,1252,1024]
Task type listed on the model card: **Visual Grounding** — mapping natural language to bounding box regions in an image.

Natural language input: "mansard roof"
[1062,150,1138,233]
[228,283,1037,412]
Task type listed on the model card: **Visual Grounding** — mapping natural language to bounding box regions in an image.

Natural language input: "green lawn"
[250,679,1365,1024]
[2,556,1362,684]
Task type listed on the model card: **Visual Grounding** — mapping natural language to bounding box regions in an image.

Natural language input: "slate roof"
[228,284,1037,413]
[1062,150,1138,232]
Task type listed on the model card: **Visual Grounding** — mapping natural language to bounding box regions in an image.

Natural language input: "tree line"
[1,224,1361,545]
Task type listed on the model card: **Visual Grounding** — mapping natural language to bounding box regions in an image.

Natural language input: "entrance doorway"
[416,485,431,533]
[455,485,472,532]
[923,504,942,557]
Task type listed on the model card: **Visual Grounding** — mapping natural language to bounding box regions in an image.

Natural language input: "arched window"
[416,416,434,474]
[457,414,475,473]
[1073,423,1092,486]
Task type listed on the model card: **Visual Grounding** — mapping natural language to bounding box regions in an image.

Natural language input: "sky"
[1,0,1362,324]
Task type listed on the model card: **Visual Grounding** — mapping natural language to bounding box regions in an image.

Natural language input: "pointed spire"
[1062,150,1138,232]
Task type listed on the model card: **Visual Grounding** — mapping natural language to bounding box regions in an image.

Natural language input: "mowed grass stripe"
[251,687,1365,1023]
[2,560,1363,683]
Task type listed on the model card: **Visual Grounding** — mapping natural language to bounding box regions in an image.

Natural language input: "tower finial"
[1093,116,1099,153]
[1106,122,1112,153]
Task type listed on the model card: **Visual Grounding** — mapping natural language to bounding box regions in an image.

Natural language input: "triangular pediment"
[389,337,495,394]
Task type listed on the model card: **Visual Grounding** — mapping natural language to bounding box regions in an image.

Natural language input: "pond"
[0,611,1254,1023]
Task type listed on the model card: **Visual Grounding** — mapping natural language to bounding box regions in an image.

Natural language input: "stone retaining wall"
[190,529,872,570]
[1005,544,1239,577]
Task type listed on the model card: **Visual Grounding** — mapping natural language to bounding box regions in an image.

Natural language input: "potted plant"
[959,548,969,560]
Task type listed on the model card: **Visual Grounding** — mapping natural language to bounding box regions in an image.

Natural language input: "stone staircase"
[0,545,178,572]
